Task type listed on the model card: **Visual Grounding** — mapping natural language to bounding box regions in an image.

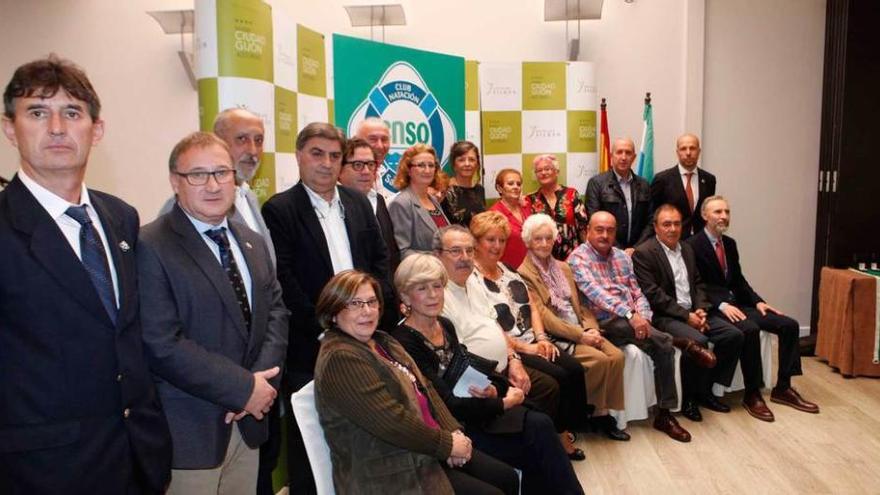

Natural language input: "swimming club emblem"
[346,61,457,194]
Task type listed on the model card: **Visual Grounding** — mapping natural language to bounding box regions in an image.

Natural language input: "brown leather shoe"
[653,411,692,442]
[672,337,717,369]
[771,387,820,414]
[742,390,775,422]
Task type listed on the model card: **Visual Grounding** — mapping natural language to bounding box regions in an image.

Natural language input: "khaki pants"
[167,426,259,495]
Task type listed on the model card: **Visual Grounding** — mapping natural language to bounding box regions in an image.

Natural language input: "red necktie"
[684,172,695,213]
[715,239,727,274]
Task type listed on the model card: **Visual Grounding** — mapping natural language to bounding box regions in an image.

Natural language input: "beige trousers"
[167,425,259,495]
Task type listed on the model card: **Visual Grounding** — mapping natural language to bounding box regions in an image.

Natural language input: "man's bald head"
[586,211,617,255]
[610,138,636,177]
[675,133,701,170]
[212,108,264,182]
[355,117,391,165]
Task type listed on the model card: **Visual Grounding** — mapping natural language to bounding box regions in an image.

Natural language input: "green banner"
[522,62,566,110]
[216,0,273,81]
[297,25,327,97]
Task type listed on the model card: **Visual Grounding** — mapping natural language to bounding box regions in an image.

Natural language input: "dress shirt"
[613,169,634,239]
[367,189,378,214]
[304,184,354,274]
[567,241,653,322]
[442,279,509,371]
[18,169,120,306]
[678,164,699,212]
[659,241,692,310]
[183,212,253,308]
[704,229,731,311]
[235,182,260,232]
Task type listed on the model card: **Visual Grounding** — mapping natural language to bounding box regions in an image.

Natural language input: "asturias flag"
[636,95,654,182]
[599,98,611,174]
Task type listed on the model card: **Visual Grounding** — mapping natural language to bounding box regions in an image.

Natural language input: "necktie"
[205,227,252,329]
[715,239,728,275]
[65,205,117,324]
[684,172,695,213]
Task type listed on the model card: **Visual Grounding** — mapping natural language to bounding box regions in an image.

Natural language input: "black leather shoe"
[567,447,586,461]
[593,415,631,441]
[681,399,703,422]
[700,394,731,413]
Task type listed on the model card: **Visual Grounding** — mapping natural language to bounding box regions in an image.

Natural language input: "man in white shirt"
[261,122,390,494]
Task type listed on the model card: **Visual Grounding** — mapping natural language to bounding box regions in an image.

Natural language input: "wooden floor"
[572,355,880,494]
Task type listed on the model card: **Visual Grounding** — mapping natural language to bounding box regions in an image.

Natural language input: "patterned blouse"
[470,263,536,344]
[441,184,486,227]
[523,186,588,261]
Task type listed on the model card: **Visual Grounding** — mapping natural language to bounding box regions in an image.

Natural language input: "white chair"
[290,381,336,495]
[610,345,682,429]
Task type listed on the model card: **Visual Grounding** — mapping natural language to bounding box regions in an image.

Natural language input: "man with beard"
[687,195,818,417]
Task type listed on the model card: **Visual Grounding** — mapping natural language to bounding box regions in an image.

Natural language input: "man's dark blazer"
[632,236,711,323]
[138,205,289,469]
[0,174,171,493]
[262,182,390,378]
[687,230,764,309]
[376,193,400,276]
[650,165,716,238]
[585,169,654,249]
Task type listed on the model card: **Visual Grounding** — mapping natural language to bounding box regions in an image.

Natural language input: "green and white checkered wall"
[195,0,333,203]
[478,61,598,199]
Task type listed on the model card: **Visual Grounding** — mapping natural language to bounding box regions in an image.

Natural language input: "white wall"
[0,0,825,324]
[703,0,825,327]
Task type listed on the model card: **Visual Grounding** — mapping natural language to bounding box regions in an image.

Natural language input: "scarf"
[528,251,571,312]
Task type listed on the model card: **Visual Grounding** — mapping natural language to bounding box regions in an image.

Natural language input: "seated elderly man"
[567,211,690,442]
[435,225,584,460]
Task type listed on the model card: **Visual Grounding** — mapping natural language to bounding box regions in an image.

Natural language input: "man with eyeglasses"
[159,108,275,269]
[138,131,289,494]
[262,122,391,494]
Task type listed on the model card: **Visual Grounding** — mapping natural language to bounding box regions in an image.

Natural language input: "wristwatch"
[624,310,634,320]
[508,351,522,361]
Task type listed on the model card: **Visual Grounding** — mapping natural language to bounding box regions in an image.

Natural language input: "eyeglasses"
[344,160,378,171]
[174,168,235,186]
[441,247,475,258]
[411,161,437,170]
[345,297,380,311]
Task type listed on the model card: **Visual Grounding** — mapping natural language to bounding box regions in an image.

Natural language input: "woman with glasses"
[391,254,585,495]
[469,211,590,460]
[517,214,629,441]
[488,169,530,268]
[523,154,588,260]
[441,141,486,227]
[314,270,519,495]
[389,144,451,259]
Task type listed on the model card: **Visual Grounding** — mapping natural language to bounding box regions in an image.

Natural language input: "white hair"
[521,213,558,244]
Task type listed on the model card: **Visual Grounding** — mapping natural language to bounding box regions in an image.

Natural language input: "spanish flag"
[599,98,611,173]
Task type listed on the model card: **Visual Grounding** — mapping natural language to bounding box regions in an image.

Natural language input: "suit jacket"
[687,230,764,309]
[159,185,276,268]
[375,193,400,276]
[585,170,653,248]
[650,165,716,238]
[518,255,600,342]
[632,237,710,323]
[388,187,450,259]
[0,175,172,493]
[138,204,289,469]
[261,182,390,377]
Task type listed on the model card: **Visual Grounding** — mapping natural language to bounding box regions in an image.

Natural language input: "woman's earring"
[401,303,412,317]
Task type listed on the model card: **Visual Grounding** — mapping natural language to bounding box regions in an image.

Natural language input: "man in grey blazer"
[158,108,275,268]
[139,132,289,494]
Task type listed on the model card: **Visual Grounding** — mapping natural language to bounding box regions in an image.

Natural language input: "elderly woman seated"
[391,254,585,495]
[469,210,590,459]
[517,213,629,441]
[314,270,519,495]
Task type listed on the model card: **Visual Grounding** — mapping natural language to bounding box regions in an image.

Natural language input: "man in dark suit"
[262,122,390,494]
[139,132,289,493]
[688,195,819,415]
[0,56,171,494]
[650,134,716,238]
[586,137,653,253]
[633,204,757,423]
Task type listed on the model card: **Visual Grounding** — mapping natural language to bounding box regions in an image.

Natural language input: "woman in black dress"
[441,140,486,226]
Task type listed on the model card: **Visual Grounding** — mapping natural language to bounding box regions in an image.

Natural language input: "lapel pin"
[245,241,253,249]
[119,240,130,252]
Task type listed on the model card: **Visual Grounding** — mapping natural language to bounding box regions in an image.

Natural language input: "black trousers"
[442,449,520,495]
[467,409,585,495]
[732,307,803,390]
[521,351,590,432]
[654,314,743,400]
[600,317,679,410]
